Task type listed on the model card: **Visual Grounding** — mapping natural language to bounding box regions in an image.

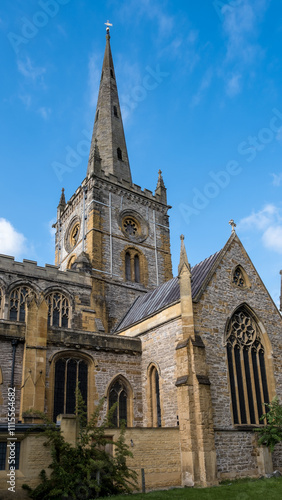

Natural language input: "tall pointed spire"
[87,25,132,183]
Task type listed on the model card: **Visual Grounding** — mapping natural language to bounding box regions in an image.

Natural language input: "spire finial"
[105,20,113,36]
[180,234,185,241]
[229,219,237,234]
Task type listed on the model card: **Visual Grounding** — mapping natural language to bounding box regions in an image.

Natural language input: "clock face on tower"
[65,217,81,252]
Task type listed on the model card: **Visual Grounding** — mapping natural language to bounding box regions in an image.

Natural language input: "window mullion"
[248,348,259,424]
[240,347,250,424]
[232,346,241,425]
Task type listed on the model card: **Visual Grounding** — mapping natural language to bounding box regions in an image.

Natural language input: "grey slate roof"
[115,250,221,332]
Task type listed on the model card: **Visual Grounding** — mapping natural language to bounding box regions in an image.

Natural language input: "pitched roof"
[115,250,221,332]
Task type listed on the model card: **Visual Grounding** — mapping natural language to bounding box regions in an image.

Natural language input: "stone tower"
[54,27,173,332]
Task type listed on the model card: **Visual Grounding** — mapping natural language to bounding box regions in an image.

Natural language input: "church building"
[0,26,282,494]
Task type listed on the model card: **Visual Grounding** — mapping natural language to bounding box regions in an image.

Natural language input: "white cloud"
[38,106,51,120]
[238,204,279,231]
[222,0,268,62]
[19,93,32,109]
[226,73,242,97]
[271,173,282,187]
[17,57,46,82]
[219,0,269,97]
[262,226,282,253]
[238,204,282,254]
[0,218,27,258]
[118,0,174,38]
[191,68,213,107]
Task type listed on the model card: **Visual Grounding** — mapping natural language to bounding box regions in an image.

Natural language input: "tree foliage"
[22,392,138,499]
[256,397,282,452]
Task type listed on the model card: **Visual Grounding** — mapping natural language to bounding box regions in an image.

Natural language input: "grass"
[110,476,282,500]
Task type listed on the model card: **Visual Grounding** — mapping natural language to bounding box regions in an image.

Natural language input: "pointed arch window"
[113,106,118,117]
[134,255,140,283]
[46,292,70,328]
[109,379,128,427]
[125,252,131,281]
[110,69,115,79]
[9,286,32,322]
[95,110,99,122]
[226,307,270,425]
[117,148,122,161]
[149,366,162,427]
[53,357,88,422]
[232,265,250,289]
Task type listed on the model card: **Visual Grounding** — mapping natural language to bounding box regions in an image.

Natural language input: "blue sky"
[1,0,282,306]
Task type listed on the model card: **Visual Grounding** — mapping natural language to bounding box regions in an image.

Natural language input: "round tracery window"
[123,218,138,237]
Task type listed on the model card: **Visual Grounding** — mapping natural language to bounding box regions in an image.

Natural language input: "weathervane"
[105,20,113,33]
[229,219,237,234]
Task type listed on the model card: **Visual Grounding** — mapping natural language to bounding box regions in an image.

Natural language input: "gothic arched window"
[232,265,250,289]
[108,379,128,427]
[149,366,162,427]
[117,148,122,161]
[134,254,140,283]
[125,252,131,281]
[113,106,118,117]
[46,292,69,328]
[53,357,88,422]
[226,307,270,425]
[9,286,32,322]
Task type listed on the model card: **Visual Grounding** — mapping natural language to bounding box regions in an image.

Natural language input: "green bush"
[22,393,137,499]
[256,397,282,452]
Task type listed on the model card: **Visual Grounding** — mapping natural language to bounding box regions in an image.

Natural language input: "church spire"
[87,25,132,183]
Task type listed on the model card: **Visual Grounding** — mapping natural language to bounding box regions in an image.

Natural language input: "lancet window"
[108,379,128,427]
[53,357,88,422]
[9,286,32,322]
[149,366,162,427]
[226,307,269,425]
[124,249,142,283]
[117,148,122,160]
[46,292,70,328]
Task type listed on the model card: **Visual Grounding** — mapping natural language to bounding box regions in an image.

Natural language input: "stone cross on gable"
[229,219,237,233]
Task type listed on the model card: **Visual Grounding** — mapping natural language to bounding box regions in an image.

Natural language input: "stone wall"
[214,430,258,479]
[140,318,182,428]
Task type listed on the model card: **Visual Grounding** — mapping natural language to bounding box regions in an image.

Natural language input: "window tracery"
[0,288,3,317]
[53,357,88,422]
[108,379,128,427]
[226,307,269,425]
[9,286,32,322]
[46,292,70,328]
[233,267,245,287]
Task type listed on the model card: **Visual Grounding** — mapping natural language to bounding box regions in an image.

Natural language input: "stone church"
[0,27,282,494]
